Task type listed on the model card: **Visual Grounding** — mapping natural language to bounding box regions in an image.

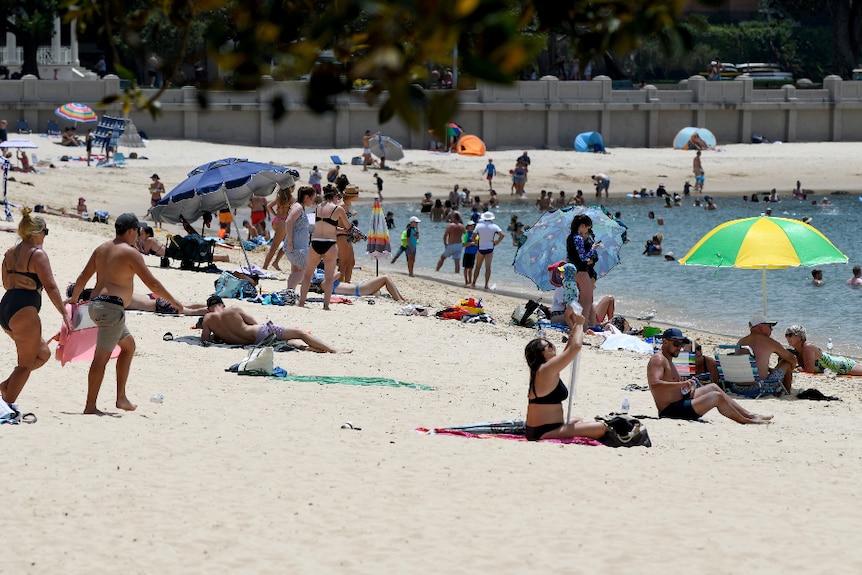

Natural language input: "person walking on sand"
[148,174,165,229]
[0,208,72,405]
[67,213,184,415]
[362,130,379,171]
[647,328,772,424]
[436,212,465,274]
[482,159,496,190]
[693,151,705,193]
[471,211,504,290]
[297,186,352,310]
[262,185,294,270]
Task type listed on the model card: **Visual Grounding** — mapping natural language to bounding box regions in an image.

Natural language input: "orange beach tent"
[457,135,486,156]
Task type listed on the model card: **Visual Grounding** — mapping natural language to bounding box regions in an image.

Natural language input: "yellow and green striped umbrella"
[679,216,847,314]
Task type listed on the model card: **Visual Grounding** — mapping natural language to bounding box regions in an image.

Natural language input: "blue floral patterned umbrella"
[513,205,625,291]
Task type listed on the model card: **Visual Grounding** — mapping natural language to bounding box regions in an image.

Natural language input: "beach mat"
[416,427,602,446]
[269,374,434,390]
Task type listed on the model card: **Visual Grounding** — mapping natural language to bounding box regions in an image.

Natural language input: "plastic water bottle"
[621,397,630,413]
[150,393,164,404]
[826,338,833,351]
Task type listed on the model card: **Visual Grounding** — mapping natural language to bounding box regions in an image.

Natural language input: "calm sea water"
[359,194,862,357]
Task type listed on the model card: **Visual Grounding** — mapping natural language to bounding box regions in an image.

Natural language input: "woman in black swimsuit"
[524,309,608,442]
[0,207,71,404]
[297,185,352,310]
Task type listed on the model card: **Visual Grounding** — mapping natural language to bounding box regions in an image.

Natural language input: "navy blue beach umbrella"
[151,158,299,224]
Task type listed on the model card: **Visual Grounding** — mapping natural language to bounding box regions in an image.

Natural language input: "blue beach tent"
[574,131,606,153]
[673,127,716,150]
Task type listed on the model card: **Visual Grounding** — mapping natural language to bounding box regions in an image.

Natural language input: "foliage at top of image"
[61,0,690,134]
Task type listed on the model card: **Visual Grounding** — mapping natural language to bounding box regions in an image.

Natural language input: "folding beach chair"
[672,351,697,379]
[330,155,345,165]
[714,345,787,398]
[46,120,60,137]
[113,152,126,166]
[17,119,31,134]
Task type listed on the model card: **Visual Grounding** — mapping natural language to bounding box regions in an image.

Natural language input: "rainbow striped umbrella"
[55,103,98,124]
[365,195,390,274]
[680,216,848,314]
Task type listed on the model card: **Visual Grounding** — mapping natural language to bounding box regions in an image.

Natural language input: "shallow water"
[363,194,862,357]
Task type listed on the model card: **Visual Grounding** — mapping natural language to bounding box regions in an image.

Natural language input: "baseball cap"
[78,197,85,202]
[749,314,777,328]
[409,216,421,223]
[662,328,690,344]
[115,213,144,233]
[663,252,675,261]
[465,220,476,227]
[206,295,224,308]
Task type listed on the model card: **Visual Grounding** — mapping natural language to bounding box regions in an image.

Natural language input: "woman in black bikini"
[297,185,352,310]
[524,309,608,442]
[0,208,71,404]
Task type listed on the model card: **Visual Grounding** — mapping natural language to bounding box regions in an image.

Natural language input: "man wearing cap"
[68,213,184,415]
[647,328,773,423]
[436,211,465,274]
[201,296,349,353]
[471,211,504,290]
[737,315,796,393]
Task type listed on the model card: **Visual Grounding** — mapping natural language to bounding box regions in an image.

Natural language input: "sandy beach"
[4,137,862,573]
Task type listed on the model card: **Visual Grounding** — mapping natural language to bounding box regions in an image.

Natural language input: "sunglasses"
[668,339,685,349]
[39,228,49,236]
[542,341,555,351]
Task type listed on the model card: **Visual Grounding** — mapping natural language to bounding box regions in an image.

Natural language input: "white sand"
[3,138,861,573]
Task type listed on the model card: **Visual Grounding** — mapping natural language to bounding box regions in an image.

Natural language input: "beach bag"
[594,414,652,448]
[237,346,274,375]
[347,224,367,244]
[214,272,242,298]
[239,279,258,299]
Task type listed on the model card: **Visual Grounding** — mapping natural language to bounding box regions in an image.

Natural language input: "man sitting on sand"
[201,295,350,353]
[647,328,772,424]
[737,315,796,393]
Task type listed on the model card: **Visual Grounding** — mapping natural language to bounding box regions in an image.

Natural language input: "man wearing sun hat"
[647,327,773,424]
[471,211,504,290]
[737,315,796,393]
[67,213,184,415]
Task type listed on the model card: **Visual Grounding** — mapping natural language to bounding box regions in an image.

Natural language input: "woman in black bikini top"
[524,309,609,442]
[0,207,71,405]
[297,185,352,311]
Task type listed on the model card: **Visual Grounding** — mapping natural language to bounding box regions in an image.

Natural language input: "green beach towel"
[268,374,435,391]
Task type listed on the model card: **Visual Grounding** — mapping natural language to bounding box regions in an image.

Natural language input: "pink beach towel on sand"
[51,303,120,365]
[415,428,602,446]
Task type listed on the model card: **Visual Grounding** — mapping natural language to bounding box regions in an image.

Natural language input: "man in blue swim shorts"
[200,295,350,353]
[647,328,772,424]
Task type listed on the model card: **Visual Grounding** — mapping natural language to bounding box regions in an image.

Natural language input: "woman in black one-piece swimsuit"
[524,309,608,442]
[0,208,70,404]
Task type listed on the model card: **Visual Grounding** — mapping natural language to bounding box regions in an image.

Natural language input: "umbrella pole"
[223,191,253,270]
[566,354,580,424]
[762,267,767,316]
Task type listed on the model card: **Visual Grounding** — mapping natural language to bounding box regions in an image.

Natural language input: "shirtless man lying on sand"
[647,328,772,424]
[200,295,350,353]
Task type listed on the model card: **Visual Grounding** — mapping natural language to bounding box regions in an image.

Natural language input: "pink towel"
[52,304,121,365]
[415,428,602,446]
